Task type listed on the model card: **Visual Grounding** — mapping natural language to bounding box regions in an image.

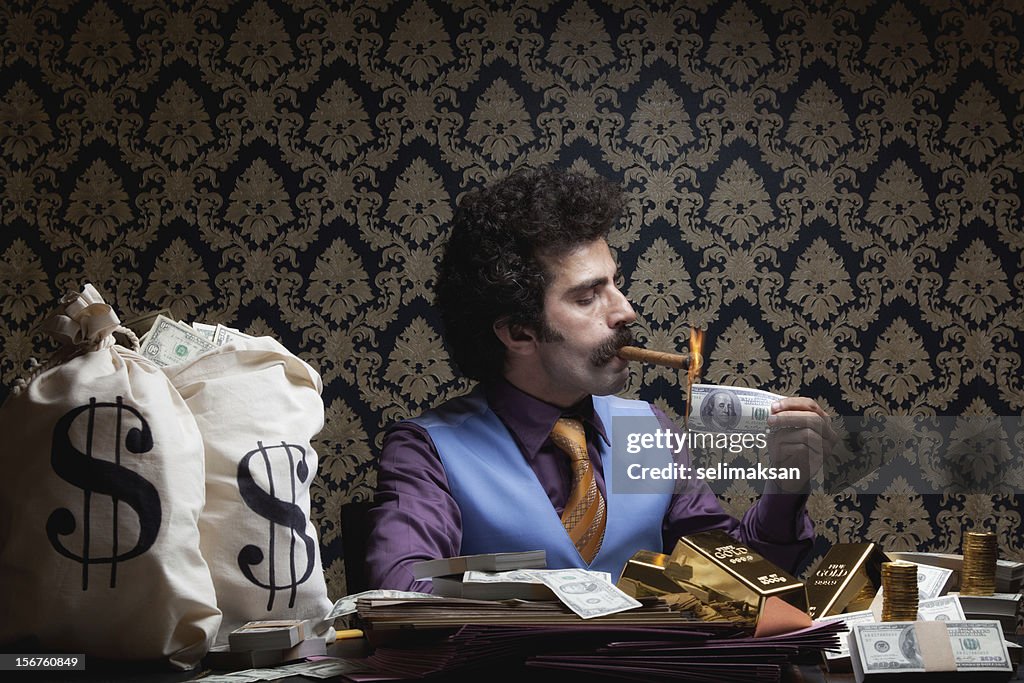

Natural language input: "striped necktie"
[550,416,606,564]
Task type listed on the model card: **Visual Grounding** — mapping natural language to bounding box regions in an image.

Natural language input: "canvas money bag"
[0,284,221,669]
[163,335,333,645]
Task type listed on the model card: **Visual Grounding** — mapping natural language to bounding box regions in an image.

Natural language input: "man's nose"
[610,287,636,327]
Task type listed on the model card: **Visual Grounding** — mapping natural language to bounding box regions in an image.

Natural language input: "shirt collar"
[485,378,611,460]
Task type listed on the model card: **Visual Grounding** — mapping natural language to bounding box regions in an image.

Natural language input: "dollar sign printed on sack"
[236,442,317,610]
[47,397,162,590]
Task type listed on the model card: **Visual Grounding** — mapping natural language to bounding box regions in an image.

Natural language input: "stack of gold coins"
[880,561,919,621]
[961,531,998,595]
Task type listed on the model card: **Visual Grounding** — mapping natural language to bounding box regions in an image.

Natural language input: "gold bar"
[616,550,689,598]
[665,529,807,627]
[805,542,889,619]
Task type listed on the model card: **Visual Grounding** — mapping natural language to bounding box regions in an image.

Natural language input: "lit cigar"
[617,345,689,369]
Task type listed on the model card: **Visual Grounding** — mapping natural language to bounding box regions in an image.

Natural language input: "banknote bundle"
[358,569,645,624]
[951,593,1024,637]
[228,619,307,651]
[848,620,1014,682]
[410,550,547,580]
[203,637,327,671]
[817,595,967,668]
[432,568,612,601]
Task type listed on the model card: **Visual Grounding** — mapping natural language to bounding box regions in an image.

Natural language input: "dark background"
[1,0,1022,599]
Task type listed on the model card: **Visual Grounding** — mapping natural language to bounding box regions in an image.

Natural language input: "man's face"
[713,396,734,418]
[531,239,637,406]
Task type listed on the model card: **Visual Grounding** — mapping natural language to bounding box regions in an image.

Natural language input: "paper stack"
[348,620,846,681]
[354,593,675,628]
[951,592,1024,637]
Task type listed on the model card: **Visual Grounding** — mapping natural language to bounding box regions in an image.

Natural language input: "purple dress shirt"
[365,379,814,592]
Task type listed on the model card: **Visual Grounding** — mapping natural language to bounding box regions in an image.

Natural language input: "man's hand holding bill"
[766,396,837,494]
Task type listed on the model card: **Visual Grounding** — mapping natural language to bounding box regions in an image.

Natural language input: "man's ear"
[493,319,538,356]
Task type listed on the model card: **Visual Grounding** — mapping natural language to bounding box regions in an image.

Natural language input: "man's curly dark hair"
[436,165,626,382]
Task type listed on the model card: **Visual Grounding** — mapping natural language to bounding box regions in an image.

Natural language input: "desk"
[8,661,1024,682]
[8,636,1023,682]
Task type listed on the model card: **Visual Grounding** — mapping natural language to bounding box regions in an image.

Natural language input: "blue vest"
[410,387,670,580]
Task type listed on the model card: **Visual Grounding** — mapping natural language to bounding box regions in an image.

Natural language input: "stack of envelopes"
[343,595,846,681]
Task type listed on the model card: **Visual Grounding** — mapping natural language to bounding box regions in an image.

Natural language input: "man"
[365,165,834,592]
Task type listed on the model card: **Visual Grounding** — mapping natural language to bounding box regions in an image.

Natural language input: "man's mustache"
[591,327,635,365]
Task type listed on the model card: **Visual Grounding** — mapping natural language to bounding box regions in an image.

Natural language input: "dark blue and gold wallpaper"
[1,0,1022,599]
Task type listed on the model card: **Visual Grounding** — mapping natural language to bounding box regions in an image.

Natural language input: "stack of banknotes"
[848,620,1014,681]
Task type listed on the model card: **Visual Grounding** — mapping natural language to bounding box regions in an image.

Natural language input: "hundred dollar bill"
[852,621,1011,675]
[853,622,926,674]
[535,568,641,619]
[915,563,956,599]
[688,383,785,433]
[946,621,1013,670]
[141,315,216,366]
[917,595,965,621]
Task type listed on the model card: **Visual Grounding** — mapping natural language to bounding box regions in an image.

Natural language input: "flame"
[688,327,704,387]
[684,327,704,428]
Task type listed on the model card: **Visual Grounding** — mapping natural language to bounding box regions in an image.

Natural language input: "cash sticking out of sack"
[136,314,253,367]
[687,383,785,433]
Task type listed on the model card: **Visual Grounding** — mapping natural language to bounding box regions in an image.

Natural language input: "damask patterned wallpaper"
[1,0,1022,599]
